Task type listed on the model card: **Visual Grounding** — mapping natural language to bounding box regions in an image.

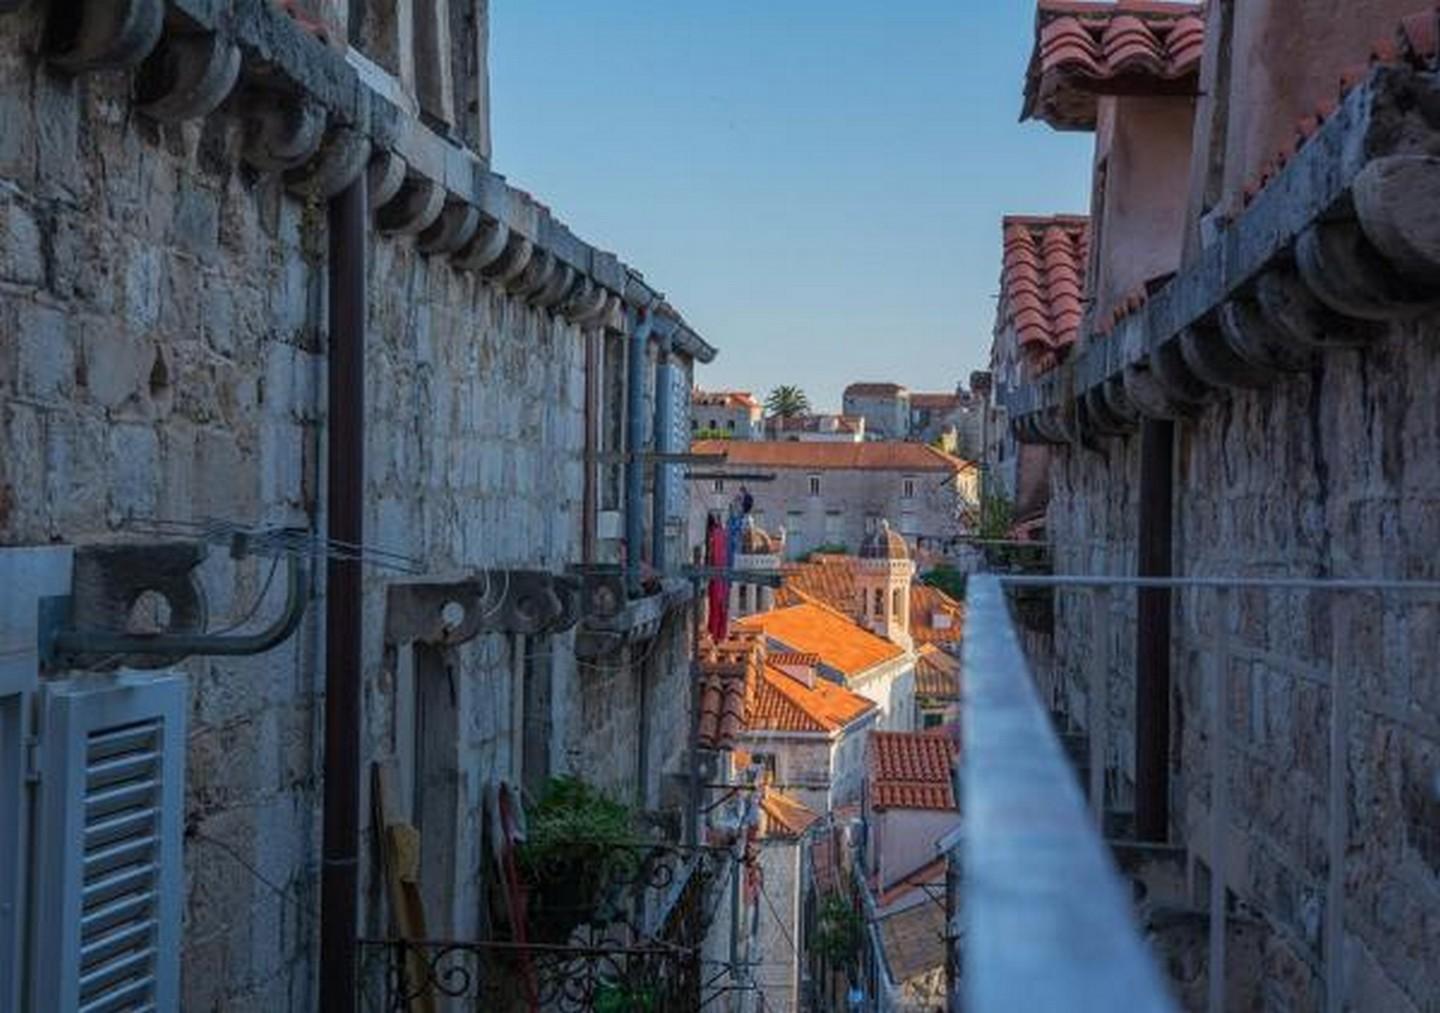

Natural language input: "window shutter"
[32,671,186,1013]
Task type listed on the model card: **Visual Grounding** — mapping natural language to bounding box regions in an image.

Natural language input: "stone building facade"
[0,2,714,1010]
[693,388,764,440]
[690,440,977,559]
[991,2,1440,1010]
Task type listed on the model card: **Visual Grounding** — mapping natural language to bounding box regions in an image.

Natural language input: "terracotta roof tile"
[909,392,961,410]
[735,601,904,680]
[694,389,761,409]
[749,662,876,734]
[691,440,971,473]
[759,789,821,838]
[915,644,961,700]
[776,557,964,648]
[869,732,958,811]
[1001,215,1090,372]
[697,632,764,751]
[1024,1,1206,130]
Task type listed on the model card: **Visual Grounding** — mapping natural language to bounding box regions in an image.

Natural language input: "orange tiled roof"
[869,732,958,811]
[749,662,876,734]
[759,789,821,838]
[697,632,764,751]
[735,601,903,679]
[1023,1,1205,130]
[1001,215,1090,374]
[693,440,969,473]
[777,557,964,648]
[915,644,961,700]
[909,392,960,410]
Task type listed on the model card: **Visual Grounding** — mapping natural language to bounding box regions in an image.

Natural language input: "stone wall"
[0,6,697,1008]
[1040,319,1440,1010]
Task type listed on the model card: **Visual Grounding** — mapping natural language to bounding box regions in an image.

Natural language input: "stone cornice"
[11,0,716,363]
[1006,64,1440,446]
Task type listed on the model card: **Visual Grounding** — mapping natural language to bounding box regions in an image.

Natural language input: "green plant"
[518,777,637,943]
[595,980,658,1012]
[921,562,966,602]
[692,427,733,440]
[798,542,848,561]
[814,892,863,970]
[977,490,1014,541]
[765,385,811,418]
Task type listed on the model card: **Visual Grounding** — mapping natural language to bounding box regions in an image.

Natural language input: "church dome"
[859,519,909,561]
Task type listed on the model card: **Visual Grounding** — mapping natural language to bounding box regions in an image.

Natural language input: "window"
[691,418,697,431]
[738,585,749,612]
[713,478,725,494]
[824,511,843,543]
[873,589,883,615]
[902,477,915,499]
[726,419,735,431]
[923,712,944,729]
[892,587,903,616]
[708,418,718,430]
[751,752,778,782]
[808,474,821,497]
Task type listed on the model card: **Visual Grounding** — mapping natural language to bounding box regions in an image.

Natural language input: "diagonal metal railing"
[962,571,1440,1013]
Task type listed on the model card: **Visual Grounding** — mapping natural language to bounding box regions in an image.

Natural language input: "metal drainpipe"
[1135,418,1174,842]
[651,335,674,573]
[624,306,654,596]
[320,172,366,1013]
[582,328,600,564]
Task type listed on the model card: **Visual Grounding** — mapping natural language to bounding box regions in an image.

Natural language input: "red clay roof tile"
[735,601,904,680]
[1001,215,1091,372]
[868,732,959,811]
[691,440,972,472]
[1024,1,1205,130]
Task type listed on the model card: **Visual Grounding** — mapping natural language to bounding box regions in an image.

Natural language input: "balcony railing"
[357,841,728,1012]
[961,571,1440,1013]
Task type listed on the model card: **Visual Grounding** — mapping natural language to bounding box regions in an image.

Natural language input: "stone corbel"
[562,278,611,326]
[451,217,510,272]
[239,94,326,173]
[384,571,581,647]
[1178,319,1275,391]
[1148,340,1210,411]
[366,150,409,209]
[135,31,240,122]
[284,125,372,198]
[46,0,164,73]
[1352,155,1440,287]
[417,200,482,254]
[1083,385,1135,437]
[530,263,576,311]
[507,247,555,297]
[1100,376,1138,426]
[1216,289,1315,375]
[375,174,446,234]
[483,232,535,284]
[1296,218,1440,320]
[1251,267,1383,350]
[1122,363,1185,421]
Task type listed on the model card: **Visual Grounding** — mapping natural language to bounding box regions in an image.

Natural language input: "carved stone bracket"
[285,125,372,198]
[452,217,510,272]
[417,200,482,255]
[375,174,446,234]
[240,94,327,172]
[135,31,240,122]
[46,0,164,73]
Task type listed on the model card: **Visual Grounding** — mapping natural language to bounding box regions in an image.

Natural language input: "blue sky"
[490,1,1093,411]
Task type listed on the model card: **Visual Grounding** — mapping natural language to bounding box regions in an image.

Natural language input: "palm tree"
[765,385,811,418]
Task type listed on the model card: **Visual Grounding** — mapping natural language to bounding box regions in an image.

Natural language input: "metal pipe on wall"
[582,329,601,564]
[624,307,654,595]
[1135,418,1174,842]
[320,172,367,1013]
[651,338,674,572]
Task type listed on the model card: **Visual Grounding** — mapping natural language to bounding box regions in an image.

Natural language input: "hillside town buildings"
[691,440,978,560]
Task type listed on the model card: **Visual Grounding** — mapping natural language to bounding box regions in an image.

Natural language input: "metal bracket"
[39,539,309,672]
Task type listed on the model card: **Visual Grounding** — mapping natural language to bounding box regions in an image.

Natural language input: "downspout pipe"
[625,304,655,596]
[320,172,366,1013]
[651,319,679,573]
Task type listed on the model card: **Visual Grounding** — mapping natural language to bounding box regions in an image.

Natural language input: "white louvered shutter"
[33,671,186,1013]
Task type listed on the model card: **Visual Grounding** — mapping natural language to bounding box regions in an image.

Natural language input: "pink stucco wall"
[1218,0,1423,213]
[1089,95,1196,328]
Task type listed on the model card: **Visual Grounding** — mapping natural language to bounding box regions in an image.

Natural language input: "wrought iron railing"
[357,841,729,1012]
